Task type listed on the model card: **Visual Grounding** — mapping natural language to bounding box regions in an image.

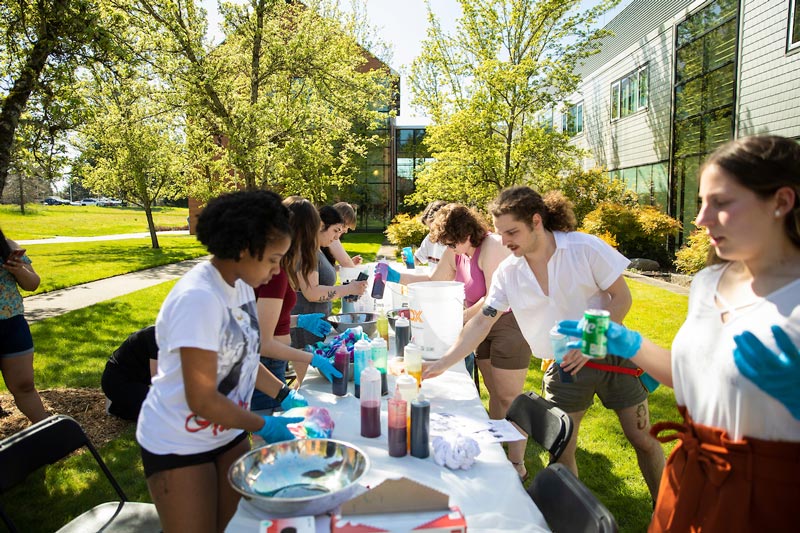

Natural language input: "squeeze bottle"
[360,361,381,438]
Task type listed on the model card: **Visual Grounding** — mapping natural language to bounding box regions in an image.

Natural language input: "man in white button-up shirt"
[424,186,664,501]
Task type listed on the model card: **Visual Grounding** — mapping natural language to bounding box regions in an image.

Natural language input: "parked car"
[98,197,122,207]
[42,196,70,205]
[80,198,99,206]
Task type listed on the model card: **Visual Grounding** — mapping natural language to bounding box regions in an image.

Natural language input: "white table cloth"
[226,362,550,532]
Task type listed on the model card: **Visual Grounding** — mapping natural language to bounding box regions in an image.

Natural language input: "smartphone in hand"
[5,249,25,263]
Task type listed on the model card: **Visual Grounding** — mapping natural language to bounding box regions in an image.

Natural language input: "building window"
[562,102,584,136]
[611,66,648,120]
[790,0,800,51]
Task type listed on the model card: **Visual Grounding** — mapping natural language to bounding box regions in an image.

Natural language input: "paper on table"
[430,413,526,444]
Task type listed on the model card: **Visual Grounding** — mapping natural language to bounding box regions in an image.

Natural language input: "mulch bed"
[0,388,132,447]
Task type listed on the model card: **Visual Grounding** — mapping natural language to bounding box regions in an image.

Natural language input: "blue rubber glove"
[254,415,303,443]
[558,319,643,359]
[311,353,342,381]
[375,262,401,283]
[297,313,332,337]
[280,389,308,411]
[734,325,800,420]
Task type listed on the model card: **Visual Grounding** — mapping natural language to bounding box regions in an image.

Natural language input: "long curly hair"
[283,196,321,290]
[195,190,291,261]
[489,186,576,232]
[428,204,489,248]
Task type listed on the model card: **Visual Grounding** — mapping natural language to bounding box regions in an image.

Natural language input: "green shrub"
[540,167,639,226]
[385,213,427,251]
[580,203,681,268]
[674,228,710,275]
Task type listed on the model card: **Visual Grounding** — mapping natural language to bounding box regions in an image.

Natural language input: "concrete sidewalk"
[18,230,189,245]
[24,257,206,322]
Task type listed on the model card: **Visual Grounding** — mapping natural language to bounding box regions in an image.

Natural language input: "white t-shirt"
[486,231,629,359]
[671,264,800,441]
[136,261,261,455]
[415,234,447,265]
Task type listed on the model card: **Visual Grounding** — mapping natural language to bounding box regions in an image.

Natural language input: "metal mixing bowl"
[228,439,369,517]
[326,312,378,337]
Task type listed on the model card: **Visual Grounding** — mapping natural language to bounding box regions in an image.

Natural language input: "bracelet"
[274,384,291,404]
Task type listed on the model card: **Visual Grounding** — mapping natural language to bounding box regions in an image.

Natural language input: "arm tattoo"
[482,305,497,318]
[318,290,337,302]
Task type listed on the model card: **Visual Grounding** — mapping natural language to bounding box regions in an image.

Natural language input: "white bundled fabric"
[432,433,481,470]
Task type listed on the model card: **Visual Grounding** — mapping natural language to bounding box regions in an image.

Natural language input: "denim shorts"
[0,314,34,358]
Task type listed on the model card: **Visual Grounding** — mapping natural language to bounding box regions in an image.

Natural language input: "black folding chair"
[0,414,160,533]
[505,391,573,465]
[528,463,618,533]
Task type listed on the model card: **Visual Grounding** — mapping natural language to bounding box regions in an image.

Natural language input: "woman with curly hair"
[377,203,530,477]
[0,226,47,424]
[289,201,367,351]
[136,190,306,533]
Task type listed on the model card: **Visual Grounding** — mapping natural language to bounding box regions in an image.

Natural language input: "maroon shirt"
[255,268,296,336]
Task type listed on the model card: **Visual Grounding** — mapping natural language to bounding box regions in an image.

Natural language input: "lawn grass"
[0,204,190,239]
[19,236,208,295]
[4,235,688,532]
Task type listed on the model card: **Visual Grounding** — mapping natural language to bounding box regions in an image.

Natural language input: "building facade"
[557,0,800,241]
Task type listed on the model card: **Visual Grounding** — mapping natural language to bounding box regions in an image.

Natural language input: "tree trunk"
[17,173,26,215]
[144,204,160,249]
[0,2,64,198]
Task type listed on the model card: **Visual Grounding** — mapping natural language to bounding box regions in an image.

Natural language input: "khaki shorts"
[542,355,648,413]
[475,312,531,370]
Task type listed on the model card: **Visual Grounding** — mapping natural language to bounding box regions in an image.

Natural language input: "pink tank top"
[454,241,487,308]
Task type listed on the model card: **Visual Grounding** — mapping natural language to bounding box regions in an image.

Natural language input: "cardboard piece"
[331,478,467,533]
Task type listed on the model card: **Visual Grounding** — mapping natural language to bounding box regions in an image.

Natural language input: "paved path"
[18,230,189,245]
[624,271,690,295]
[24,257,206,322]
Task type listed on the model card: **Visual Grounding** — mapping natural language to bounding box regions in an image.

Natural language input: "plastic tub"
[407,281,464,360]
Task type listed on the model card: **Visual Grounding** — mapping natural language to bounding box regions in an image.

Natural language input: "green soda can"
[581,309,610,358]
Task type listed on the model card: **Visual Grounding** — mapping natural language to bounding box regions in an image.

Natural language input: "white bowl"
[228,439,369,517]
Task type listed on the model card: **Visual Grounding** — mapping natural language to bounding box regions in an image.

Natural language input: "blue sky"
[200,0,632,124]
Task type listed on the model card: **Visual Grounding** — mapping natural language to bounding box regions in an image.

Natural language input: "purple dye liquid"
[360,401,381,438]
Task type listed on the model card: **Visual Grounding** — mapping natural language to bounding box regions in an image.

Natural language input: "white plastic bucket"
[407,281,464,359]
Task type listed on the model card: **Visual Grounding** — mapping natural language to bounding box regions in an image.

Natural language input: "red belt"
[584,360,643,376]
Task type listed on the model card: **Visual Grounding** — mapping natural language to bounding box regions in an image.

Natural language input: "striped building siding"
[568,0,800,175]
[737,0,800,138]
[567,27,674,171]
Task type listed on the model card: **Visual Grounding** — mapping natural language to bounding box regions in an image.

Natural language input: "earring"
[775,209,782,218]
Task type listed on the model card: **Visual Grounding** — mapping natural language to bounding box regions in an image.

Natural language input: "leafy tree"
[127,0,392,204]
[408,0,618,208]
[76,59,186,248]
[0,0,111,199]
